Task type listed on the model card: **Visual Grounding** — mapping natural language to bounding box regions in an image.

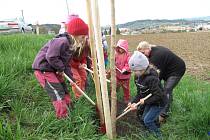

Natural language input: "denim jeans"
[142,105,163,137]
[161,76,182,117]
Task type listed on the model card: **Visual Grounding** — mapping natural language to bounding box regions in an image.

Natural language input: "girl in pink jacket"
[115,39,131,103]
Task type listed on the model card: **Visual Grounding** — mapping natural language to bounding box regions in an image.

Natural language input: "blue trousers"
[142,105,163,137]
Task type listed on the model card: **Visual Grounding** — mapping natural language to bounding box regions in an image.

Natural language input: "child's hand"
[130,103,137,110]
[106,69,111,79]
[121,69,127,74]
[127,102,132,109]
[79,63,87,69]
[70,82,77,87]
[56,71,64,76]
[123,102,132,112]
[139,99,145,105]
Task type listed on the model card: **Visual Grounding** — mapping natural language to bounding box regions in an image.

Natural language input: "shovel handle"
[123,105,130,112]
[83,67,111,83]
[115,67,122,73]
[64,73,95,106]
[117,93,152,120]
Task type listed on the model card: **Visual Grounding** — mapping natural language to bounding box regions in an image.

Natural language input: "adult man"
[137,41,186,122]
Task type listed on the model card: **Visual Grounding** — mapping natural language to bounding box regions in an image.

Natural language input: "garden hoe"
[64,73,95,106]
[64,73,107,133]
[116,93,152,120]
[82,66,108,133]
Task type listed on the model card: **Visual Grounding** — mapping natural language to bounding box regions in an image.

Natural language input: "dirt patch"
[116,100,146,138]
[94,100,145,137]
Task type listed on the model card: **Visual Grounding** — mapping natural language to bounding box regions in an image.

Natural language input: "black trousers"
[160,76,182,117]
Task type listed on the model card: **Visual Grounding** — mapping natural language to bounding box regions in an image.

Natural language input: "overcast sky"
[0,0,209,25]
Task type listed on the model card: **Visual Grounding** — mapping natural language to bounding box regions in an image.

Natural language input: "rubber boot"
[64,94,74,110]
[53,100,68,119]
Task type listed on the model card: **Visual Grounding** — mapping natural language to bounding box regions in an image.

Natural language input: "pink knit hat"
[117,39,129,52]
[67,17,89,36]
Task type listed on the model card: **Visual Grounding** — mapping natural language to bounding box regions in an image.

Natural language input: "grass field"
[0,33,210,140]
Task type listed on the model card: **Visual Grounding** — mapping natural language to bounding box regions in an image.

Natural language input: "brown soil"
[116,100,146,138]
[104,32,210,137]
[107,32,210,81]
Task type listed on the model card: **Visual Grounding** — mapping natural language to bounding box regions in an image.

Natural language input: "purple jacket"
[32,35,74,78]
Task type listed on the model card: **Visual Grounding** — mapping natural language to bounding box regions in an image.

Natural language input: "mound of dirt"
[116,100,146,137]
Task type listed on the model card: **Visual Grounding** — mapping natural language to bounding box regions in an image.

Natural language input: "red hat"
[66,14,79,24]
[67,17,89,36]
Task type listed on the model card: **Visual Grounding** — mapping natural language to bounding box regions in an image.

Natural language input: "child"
[32,17,89,119]
[102,32,109,68]
[59,14,79,34]
[128,51,166,138]
[69,40,90,99]
[115,39,131,103]
[67,18,90,99]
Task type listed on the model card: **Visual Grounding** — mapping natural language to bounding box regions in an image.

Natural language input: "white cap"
[129,51,149,71]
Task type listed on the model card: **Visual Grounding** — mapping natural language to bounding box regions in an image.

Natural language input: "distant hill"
[117,16,210,30]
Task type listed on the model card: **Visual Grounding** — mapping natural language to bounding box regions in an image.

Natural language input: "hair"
[71,35,86,56]
[116,46,126,54]
[144,64,160,76]
[136,41,151,51]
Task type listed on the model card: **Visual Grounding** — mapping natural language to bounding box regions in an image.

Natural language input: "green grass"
[161,76,210,140]
[0,34,210,140]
